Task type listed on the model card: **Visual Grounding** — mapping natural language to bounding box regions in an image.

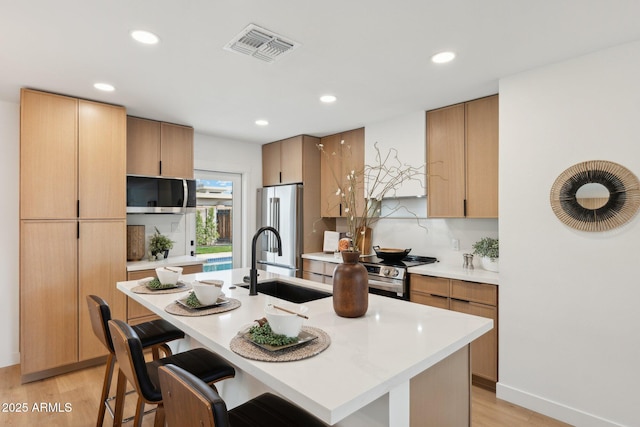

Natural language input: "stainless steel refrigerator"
[256,184,303,277]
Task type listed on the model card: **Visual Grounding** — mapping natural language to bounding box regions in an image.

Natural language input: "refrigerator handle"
[272,198,280,252]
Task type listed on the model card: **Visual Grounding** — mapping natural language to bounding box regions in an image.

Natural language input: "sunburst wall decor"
[550,160,640,231]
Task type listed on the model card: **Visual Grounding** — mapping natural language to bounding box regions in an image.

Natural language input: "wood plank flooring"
[0,363,571,426]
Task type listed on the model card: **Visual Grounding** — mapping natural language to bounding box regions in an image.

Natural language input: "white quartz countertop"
[302,252,499,285]
[407,263,499,285]
[126,255,204,272]
[117,268,492,425]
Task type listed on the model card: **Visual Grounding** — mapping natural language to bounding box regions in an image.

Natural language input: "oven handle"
[367,278,404,293]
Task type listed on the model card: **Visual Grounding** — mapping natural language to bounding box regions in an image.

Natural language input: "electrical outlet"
[451,239,460,251]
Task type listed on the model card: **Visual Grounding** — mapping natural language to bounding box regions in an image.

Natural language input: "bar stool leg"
[96,353,116,427]
[112,370,127,427]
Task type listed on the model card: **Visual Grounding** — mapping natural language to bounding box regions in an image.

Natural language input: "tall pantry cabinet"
[20,89,127,382]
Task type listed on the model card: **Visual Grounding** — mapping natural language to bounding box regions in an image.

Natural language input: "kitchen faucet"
[249,226,282,296]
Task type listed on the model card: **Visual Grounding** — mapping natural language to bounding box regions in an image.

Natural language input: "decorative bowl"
[191,280,223,305]
[155,266,183,286]
[264,304,308,338]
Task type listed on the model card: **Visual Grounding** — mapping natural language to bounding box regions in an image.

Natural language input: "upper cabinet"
[319,127,365,217]
[20,89,126,220]
[262,135,304,186]
[426,95,498,218]
[364,112,426,198]
[127,116,194,179]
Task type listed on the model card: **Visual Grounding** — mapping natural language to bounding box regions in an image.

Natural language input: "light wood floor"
[0,363,571,426]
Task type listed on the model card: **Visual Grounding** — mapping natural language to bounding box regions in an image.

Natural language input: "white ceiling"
[2,1,640,144]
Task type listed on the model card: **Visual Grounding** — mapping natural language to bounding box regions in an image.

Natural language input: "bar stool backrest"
[158,364,230,427]
[86,295,115,353]
[108,318,160,402]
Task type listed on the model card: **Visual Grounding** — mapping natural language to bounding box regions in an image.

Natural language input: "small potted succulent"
[472,237,499,272]
[149,227,174,260]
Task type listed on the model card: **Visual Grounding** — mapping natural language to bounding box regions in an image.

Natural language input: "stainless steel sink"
[239,280,331,303]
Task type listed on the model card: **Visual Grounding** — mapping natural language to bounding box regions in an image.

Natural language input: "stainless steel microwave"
[126,175,196,213]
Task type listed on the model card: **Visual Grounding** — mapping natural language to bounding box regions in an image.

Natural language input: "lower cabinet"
[301,259,336,285]
[410,274,498,390]
[126,263,203,324]
[20,220,126,381]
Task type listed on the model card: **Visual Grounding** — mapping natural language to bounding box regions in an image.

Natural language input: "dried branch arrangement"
[317,140,426,251]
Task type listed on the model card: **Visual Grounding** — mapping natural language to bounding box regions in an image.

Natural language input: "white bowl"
[155,266,183,285]
[191,280,223,306]
[264,304,308,338]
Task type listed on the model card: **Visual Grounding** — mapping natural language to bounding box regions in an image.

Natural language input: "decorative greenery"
[472,237,499,261]
[146,278,176,289]
[317,141,425,251]
[185,291,202,308]
[149,227,174,255]
[248,322,299,346]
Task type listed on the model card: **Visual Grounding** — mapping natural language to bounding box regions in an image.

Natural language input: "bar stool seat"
[158,364,328,427]
[86,295,186,427]
[108,318,236,427]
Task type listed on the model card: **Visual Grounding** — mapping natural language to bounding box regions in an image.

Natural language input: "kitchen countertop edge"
[126,255,204,272]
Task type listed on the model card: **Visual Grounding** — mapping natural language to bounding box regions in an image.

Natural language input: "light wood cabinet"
[19,89,127,382]
[262,135,304,186]
[410,273,498,390]
[301,259,335,285]
[126,263,203,324]
[319,127,365,217]
[427,95,498,218]
[261,134,333,257]
[127,116,194,179]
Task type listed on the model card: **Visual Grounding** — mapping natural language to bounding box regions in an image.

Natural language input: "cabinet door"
[78,220,127,361]
[161,122,194,178]
[126,116,161,176]
[320,129,365,217]
[20,221,78,374]
[450,299,498,383]
[320,133,344,217]
[20,89,78,219]
[262,141,281,186]
[466,95,498,218]
[79,101,126,219]
[280,136,303,184]
[427,104,465,217]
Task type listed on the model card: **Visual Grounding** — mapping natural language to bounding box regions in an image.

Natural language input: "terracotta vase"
[332,251,368,318]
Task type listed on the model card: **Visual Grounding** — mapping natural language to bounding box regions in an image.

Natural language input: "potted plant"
[472,237,499,272]
[149,227,174,260]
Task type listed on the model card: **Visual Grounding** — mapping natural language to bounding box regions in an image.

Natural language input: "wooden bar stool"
[158,364,328,427]
[108,318,236,427]
[86,295,186,427]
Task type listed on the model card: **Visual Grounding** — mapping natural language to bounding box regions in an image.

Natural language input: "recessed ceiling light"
[431,51,456,64]
[255,119,269,126]
[94,83,115,92]
[320,94,337,103]
[131,30,160,45]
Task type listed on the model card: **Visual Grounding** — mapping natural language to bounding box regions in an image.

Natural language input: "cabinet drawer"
[410,274,450,297]
[410,292,450,309]
[302,271,326,284]
[303,259,335,276]
[451,280,497,306]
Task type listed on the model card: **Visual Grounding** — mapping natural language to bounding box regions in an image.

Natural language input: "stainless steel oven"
[360,255,437,300]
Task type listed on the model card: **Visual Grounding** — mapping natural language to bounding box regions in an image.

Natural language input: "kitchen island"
[117,268,492,426]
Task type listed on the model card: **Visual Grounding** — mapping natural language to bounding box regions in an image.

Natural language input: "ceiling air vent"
[224,24,299,63]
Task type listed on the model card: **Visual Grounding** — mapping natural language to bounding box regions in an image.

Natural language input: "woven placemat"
[132,282,191,295]
[230,326,330,362]
[164,298,241,317]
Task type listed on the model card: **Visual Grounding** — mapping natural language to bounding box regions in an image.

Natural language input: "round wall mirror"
[550,160,640,231]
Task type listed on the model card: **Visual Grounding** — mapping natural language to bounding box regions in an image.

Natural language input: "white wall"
[193,133,262,268]
[0,100,20,367]
[499,40,640,426]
